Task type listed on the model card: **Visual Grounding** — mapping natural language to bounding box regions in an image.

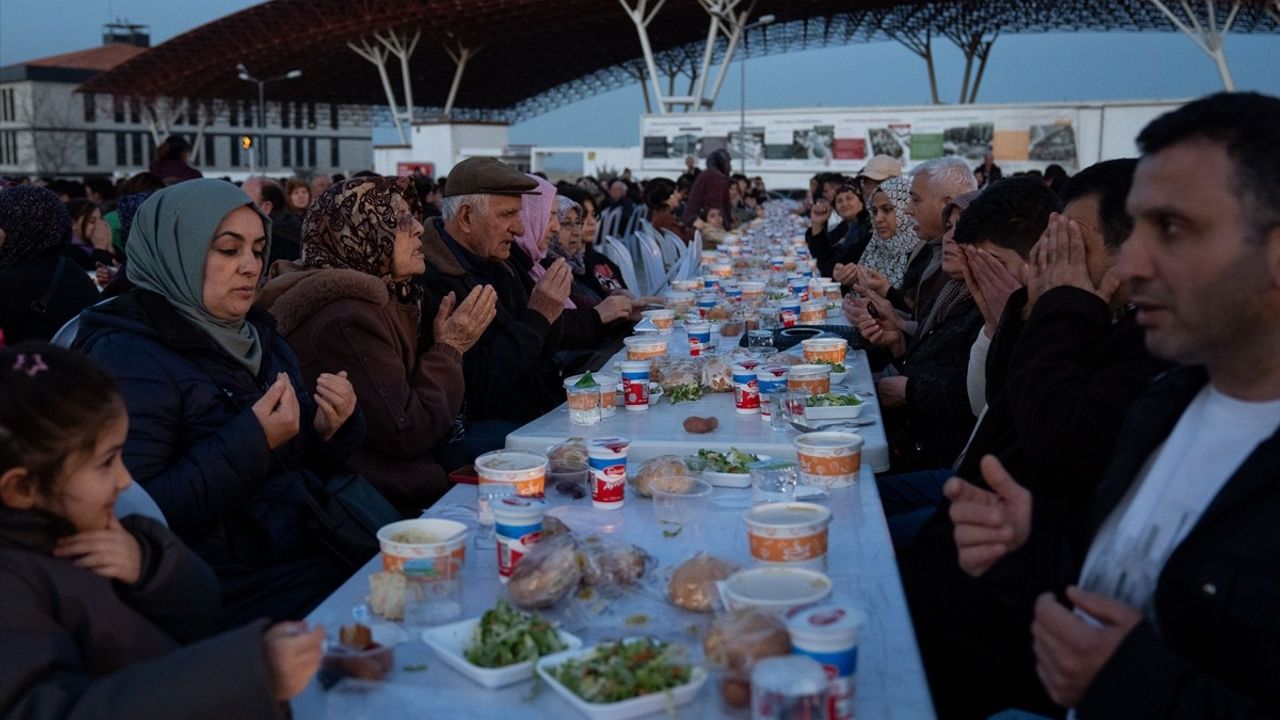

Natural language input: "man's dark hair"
[645,178,676,210]
[1137,91,1280,239]
[83,176,116,202]
[1061,159,1138,250]
[954,176,1062,259]
[258,181,287,215]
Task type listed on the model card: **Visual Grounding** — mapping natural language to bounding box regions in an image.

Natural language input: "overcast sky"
[2,0,1277,146]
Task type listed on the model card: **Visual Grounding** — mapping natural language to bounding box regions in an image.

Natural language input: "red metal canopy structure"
[81,0,1278,128]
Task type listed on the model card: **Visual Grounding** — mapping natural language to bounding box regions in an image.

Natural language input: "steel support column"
[1148,0,1241,90]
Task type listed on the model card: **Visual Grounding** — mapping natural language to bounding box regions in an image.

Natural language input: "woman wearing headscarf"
[546,195,604,310]
[508,176,638,355]
[257,177,497,516]
[681,149,734,229]
[73,179,365,628]
[0,185,101,343]
[858,176,921,289]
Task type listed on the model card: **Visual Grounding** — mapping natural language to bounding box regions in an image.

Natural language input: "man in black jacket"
[893,160,1173,718]
[418,158,573,425]
[947,92,1280,718]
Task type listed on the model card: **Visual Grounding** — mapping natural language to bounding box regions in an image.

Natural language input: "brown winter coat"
[258,265,464,515]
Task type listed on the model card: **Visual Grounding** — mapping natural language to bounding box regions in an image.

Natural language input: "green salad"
[464,600,567,668]
[695,447,760,474]
[547,638,693,704]
[813,360,847,373]
[805,393,863,407]
[667,383,703,404]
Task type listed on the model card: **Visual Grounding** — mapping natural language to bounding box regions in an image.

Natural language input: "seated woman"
[74,179,365,628]
[805,181,870,278]
[833,175,921,293]
[508,176,638,351]
[546,196,605,310]
[646,179,693,243]
[66,198,117,271]
[0,344,322,719]
[0,185,101,344]
[257,177,495,516]
[694,206,729,243]
[284,179,311,218]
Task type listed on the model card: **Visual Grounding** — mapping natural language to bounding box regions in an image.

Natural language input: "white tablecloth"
[508,328,891,473]
[292,328,935,720]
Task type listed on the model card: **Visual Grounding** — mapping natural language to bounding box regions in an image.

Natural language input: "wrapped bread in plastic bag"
[701,356,734,393]
[668,553,736,612]
[507,532,582,609]
[763,351,805,367]
[653,357,701,393]
[703,610,792,707]
[576,535,649,591]
[546,437,588,473]
[632,455,691,498]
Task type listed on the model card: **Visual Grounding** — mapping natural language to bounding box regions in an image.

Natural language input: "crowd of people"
[0,91,1277,719]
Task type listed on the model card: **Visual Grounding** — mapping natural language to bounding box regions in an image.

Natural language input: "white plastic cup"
[623,335,669,361]
[493,497,547,583]
[685,321,712,357]
[785,603,867,720]
[586,437,630,510]
[732,363,761,415]
[619,360,651,412]
[794,431,864,488]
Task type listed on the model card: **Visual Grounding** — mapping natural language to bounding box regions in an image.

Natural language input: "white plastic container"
[744,502,832,567]
[493,497,547,583]
[377,518,468,575]
[794,432,863,488]
[786,604,867,720]
[422,618,582,689]
[718,566,832,615]
[800,337,849,366]
[622,335,668,361]
[586,437,630,510]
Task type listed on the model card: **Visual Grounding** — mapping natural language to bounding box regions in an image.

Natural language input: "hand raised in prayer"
[313,371,356,442]
[253,373,301,450]
[833,262,859,287]
[1027,214,1121,309]
[960,246,1023,338]
[944,455,1032,577]
[858,266,891,297]
[263,622,325,701]
[528,258,573,324]
[435,286,498,354]
[53,515,142,584]
[1032,587,1142,708]
[810,199,832,232]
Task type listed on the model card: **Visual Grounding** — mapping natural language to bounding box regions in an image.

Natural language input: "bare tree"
[20,85,85,175]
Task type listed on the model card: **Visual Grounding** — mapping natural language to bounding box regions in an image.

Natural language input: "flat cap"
[444,157,539,198]
[856,154,904,182]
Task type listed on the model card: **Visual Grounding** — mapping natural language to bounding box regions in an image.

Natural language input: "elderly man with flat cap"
[418,157,578,431]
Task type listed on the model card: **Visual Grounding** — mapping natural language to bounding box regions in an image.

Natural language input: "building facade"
[0,25,374,179]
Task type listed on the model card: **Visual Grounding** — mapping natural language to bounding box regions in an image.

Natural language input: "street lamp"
[236,63,302,173]
[738,13,775,168]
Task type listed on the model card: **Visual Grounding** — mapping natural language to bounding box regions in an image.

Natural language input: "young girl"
[0,344,323,719]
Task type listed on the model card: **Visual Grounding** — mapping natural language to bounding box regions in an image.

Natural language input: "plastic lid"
[751,655,829,695]
[786,603,866,646]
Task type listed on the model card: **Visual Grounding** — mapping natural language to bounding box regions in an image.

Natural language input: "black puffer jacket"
[72,289,364,621]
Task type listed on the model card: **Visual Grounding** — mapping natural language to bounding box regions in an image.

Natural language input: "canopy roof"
[80,0,1278,121]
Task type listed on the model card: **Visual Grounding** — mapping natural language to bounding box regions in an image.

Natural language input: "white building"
[0,23,375,179]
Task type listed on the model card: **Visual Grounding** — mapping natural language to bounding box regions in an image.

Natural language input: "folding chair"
[601,238,642,296]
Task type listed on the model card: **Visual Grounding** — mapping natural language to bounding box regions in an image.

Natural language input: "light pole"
[738,14,775,168]
[236,64,302,174]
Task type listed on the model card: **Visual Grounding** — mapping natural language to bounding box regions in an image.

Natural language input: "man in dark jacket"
[945,92,1280,718]
[418,157,573,425]
[892,161,1174,719]
[243,177,302,266]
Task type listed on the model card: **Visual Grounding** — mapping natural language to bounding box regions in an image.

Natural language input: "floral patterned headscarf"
[301,176,424,305]
[859,175,920,288]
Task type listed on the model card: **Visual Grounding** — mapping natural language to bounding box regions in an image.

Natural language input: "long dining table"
[292,325,935,720]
